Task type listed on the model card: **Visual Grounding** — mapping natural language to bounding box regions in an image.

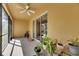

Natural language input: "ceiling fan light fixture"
[18,4,35,16]
[25,5,29,9]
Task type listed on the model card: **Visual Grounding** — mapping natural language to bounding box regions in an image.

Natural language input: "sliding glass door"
[36,11,48,41]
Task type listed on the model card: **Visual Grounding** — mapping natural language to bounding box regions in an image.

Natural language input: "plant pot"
[69,43,79,56]
[34,47,41,55]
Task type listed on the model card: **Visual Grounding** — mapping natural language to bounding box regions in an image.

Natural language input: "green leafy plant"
[34,34,56,55]
[69,37,79,46]
[41,34,56,55]
[35,35,56,55]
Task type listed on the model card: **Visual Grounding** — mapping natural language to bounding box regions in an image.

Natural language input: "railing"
[1,33,8,52]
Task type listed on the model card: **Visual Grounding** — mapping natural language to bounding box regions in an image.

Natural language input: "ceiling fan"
[16,4,35,16]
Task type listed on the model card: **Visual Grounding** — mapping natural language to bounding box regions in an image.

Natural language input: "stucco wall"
[13,20,29,38]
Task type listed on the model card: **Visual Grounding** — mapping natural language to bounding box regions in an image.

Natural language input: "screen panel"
[2,8,8,52]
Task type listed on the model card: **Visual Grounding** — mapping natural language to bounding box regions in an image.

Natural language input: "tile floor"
[2,38,40,56]
[2,39,23,56]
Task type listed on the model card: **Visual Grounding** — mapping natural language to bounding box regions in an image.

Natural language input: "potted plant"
[34,44,42,56]
[41,35,56,55]
[34,34,56,56]
[68,38,79,56]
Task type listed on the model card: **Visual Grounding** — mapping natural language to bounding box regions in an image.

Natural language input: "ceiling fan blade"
[16,5,23,9]
[28,10,35,14]
[27,11,31,16]
[20,9,26,13]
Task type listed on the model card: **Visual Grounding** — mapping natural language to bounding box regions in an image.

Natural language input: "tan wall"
[29,19,33,38]
[48,4,79,45]
[13,19,29,38]
[29,4,79,45]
